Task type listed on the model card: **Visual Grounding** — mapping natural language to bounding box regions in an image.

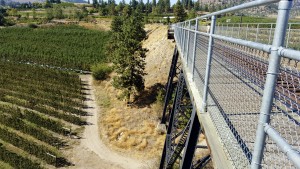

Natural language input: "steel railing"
[173,0,300,168]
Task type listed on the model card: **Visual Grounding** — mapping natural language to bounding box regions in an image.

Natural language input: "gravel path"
[75,75,144,169]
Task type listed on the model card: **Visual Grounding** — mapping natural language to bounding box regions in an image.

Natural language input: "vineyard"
[0,25,111,71]
[0,61,87,168]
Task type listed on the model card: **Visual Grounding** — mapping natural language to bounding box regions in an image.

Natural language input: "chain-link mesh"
[193,34,208,97]
[203,23,300,50]
[286,28,300,49]
[260,57,300,168]
[208,39,269,167]
[187,31,194,71]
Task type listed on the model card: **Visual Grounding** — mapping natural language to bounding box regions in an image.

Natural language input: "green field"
[0,25,111,70]
[0,61,86,168]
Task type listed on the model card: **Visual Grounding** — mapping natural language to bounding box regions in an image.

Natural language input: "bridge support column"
[180,107,201,169]
[160,70,211,169]
[161,47,179,124]
[159,71,195,169]
[201,15,216,113]
[159,104,176,169]
[251,0,293,168]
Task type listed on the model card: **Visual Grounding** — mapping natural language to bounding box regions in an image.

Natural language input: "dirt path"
[77,74,144,169]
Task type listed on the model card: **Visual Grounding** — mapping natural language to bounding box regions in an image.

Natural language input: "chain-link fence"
[173,0,300,168]
[199,23,300,50]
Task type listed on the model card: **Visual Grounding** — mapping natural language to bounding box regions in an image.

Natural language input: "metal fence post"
[180,106,201,169]
[246,23,249,39]
[182,22,187,58]
[186,21,191,65]
[231,24,234,37]
[251,1,292,168]
[226,23,229,36]
[201,15,216,113]
[180,23,184,51]
[182,22,187,57]
[268,23,273,44]
[192,19,199,80]
[221,23,224,35]
[286,23,291,48]
[238,23,241,38]
[255,23,260,42]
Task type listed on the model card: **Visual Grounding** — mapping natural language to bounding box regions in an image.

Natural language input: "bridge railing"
[173,0,300,168]
[199,22,300,49]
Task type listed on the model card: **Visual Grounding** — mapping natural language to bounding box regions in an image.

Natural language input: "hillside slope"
[92,23,175,168]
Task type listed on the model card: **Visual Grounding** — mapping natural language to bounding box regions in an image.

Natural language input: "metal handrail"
[172,0,300,168]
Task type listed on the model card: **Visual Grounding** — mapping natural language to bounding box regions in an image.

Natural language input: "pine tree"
[131,0,138,9]
[156,0,165,14]
[0,13,5,26]
[173,0,186,22]
[146,0,151,13]
[44,0,51,8]
[152,0,156,13]
[188,8,196,19]
[54,6,64,19]
[92,0,98,8]
[32,8,37,19]
[46,8,54,20]
[194,1,200,11]
[187,0,192,10]
[137,0,145,12]
[164,0,170,13]
[108,2,116,16]
[122,4,132,16]
[152,0,156,6]
[108,11,147,102]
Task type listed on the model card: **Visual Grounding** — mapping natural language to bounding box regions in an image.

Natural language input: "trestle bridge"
[159,0,300,168]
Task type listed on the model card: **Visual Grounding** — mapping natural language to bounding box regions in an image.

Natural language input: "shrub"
[91,63,112,80]
[156,88,165,104]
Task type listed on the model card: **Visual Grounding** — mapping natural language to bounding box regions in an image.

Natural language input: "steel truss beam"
[161,47,181,124]
[160,70,211,169]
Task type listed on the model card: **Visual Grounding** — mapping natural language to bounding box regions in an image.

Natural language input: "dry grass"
[79,18,112,31]
[96,88,166,159]
[0,161,13,169]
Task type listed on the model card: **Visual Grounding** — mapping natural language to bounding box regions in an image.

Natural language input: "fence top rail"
[215,23,300,25]
[177,0,281,24]
[173,25,272,53]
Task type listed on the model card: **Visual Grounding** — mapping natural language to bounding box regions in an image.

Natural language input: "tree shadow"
[133,83,165,108]
[56,157,74,167]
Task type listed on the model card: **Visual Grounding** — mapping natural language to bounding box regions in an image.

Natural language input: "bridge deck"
[177,35,300,168]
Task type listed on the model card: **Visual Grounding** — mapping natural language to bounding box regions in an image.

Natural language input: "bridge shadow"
[133,83,165,108]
